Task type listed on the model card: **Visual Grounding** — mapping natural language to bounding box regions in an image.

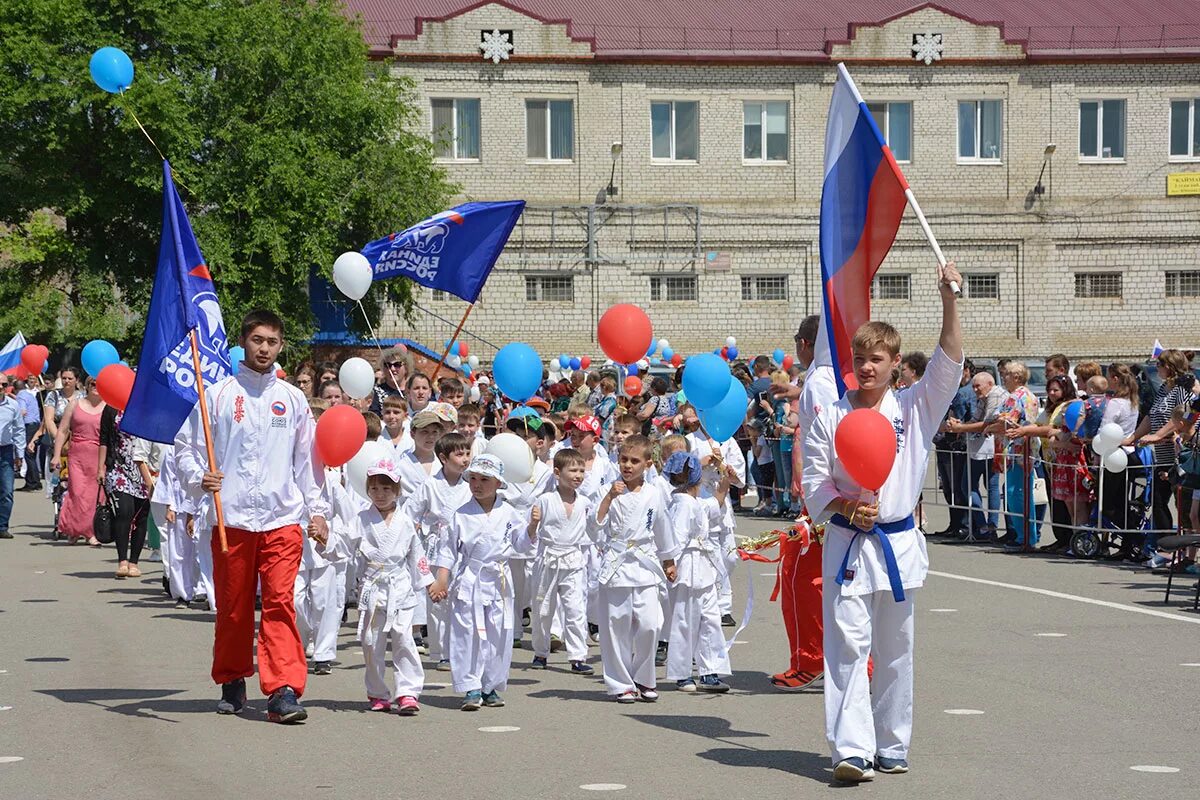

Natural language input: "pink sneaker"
[396,696,420,716]
[368,697,391,712]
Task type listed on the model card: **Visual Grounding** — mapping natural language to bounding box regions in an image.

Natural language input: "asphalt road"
[1,490,1198,800]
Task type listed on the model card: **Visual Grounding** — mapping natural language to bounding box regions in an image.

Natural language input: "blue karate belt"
[830,513,914,602]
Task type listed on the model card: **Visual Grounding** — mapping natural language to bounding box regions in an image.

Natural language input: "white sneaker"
[145,549,161,563]
[1146,554,1170,569]
[305,644,315,658]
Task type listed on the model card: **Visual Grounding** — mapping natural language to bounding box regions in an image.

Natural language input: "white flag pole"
[903,188,960,296]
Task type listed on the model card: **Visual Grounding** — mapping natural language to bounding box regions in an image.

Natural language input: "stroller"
[50,449,69,540]
[1070,447,1153,559]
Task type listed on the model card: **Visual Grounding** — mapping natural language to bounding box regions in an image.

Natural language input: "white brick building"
[343,0,1200,362]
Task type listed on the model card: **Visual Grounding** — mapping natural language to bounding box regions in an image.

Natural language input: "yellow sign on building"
[1167,172,1200,196]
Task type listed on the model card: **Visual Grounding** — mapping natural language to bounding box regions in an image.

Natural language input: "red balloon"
[624,375,643,396]
[782,355,794,370]
[598,304,653,365]
[459,341,469,357]
[580,356,591,370]
[12,365,29,381]
[20,344,48,376]
[276,368,287,379]
[315,405,367,467]
[833,409,897,492]
[670,353,683,368]
[720,346,729,360]
[96,363,135,411]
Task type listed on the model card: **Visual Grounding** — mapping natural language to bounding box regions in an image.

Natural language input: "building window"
[651,101,699,161]
[963,273,1000,300]
[1169,99,1200,159]
[870,274,911,301]
[1079,100,1126,160]
[649,275,698,302]
[740,275,789,301]
[957,100,1002,162]
[431,98,481,160]
[525,99,574,161]
[1166,270,1200,298]
[867,102,913,162]
[742,101,789,162]
[524,275,574,302]
[431,288,449,302]
[1074,272,1122,299]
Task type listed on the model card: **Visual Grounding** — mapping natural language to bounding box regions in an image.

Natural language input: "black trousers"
[23,423,41,488]
[935,446,969,530]
[113,490,150,564]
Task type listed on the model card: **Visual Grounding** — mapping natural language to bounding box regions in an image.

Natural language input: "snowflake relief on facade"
[911,32,944,65]
[479,29,514,64]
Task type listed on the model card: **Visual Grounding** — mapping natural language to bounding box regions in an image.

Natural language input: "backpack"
[1079,396,1108,440]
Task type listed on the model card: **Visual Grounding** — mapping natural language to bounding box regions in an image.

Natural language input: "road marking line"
[1180,663,1200,667]
[478,726,520,733]
[580,784,626,791]
[0,706,12,711]
[928,570,1200,625]
[929,608,957,613]
[1130,765,1179,773]
[1035,633,1067,637]
[0,757,24,764]
[943,709,985,715]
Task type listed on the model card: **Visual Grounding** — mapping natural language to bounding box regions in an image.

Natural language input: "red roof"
[341,0,1200,59]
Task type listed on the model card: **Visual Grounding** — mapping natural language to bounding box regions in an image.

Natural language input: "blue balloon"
[698,378,749,443]
[558,354,570,369]
[41,360,48,374]
[651,357,661,365]
[494,343,542,402]
[1063,399,1084,434]
[570,357,582,370]
[727,346,739,361]
[628,363,639,376]
[646,339,657,357]
[773,348,786,364]
[227,346,245,375]
[461,363,472,376]
[682,353,733,411]
[662,347,674,361]
[713,348,721,356]
[81,339,120,377]
[89,47,134,94]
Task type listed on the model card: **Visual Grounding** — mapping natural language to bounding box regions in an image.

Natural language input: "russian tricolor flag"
[815,64,911,394]
[0,332,28,375]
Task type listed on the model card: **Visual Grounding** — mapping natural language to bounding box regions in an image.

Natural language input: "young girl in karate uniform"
[592,435,676,703]
[432,454,533,711]
[498,416,554,649]
[350,457,436,716]
[661,451,734,693]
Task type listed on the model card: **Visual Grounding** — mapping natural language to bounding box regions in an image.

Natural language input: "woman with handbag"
[992,362,1046,549]
[98,406,155,579]
[51,376,106,545]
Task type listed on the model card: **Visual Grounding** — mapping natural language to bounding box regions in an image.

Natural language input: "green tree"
[0,0,456,360]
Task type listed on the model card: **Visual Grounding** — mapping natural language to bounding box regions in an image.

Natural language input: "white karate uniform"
[434,498,533,694]
[802,346,962,765]
[528,490,593,661]
[402,471,472,659]
[395,449,442,500]
[564,450,618,626]
[499,459,553,637]
[593,481,673,695]
[351,506,434,701]
[378,424,413,459]
[664,492,731,680]
[295,467,361,663]
[688,433,746,615]
[151,448,193,602]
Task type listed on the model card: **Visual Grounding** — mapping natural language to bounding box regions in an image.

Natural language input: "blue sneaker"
[676,678,697,693]
[461,690,483,711]
[482,689,505,708]
[216,678,246,715]
[875,755,909,774]
[697,674,730,693]
[569,660,594,675]
[531,656,548,670]
[266,686,307,724]
[833,757,875,783]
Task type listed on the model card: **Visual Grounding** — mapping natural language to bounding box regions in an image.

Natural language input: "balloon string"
[356,300,386,356]
[118,89,193,195]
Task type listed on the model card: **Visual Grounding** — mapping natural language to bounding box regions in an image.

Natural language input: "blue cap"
[662,451,702,487]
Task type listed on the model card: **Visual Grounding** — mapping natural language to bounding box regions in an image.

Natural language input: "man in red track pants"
[177,310,328,723]
[768,315,832,690]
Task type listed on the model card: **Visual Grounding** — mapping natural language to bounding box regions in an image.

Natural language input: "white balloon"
[1103,447,1128,473]
[468,355,480,369]
[726,336,736,347]
[447,354,462,369]
[332,251,372,301]
[469,386,481,403]
[1091,433,1119,457]
[658,338,670,352]
[637,359,649,370]
[486,433,534,484]
[1096,422,1124,447]
[338,357,375,400]
[345,440,389,499]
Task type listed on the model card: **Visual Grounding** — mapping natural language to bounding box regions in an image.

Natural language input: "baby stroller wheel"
[1071,530,1102,559]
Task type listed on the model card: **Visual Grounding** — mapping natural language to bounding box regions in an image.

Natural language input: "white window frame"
[649,275,698,302]
[740,274,789,301]
[524,98,574,164]
[962,273,1000,301]
[1073,272,1123,300]
[870,274,911,301]
[1169,98,1200,162]
[866,101,913,164]
[431,288,451,302]
[650,101,699,163]
[1078,99,1127,163]
[956,99,1004,165]
[523,274,575,303]
[430,97,481,163]
[741,100,790,165]
[1166,270,1200,298]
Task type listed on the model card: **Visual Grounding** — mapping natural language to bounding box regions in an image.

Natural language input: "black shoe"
[929,527,958,538]
[655,641,668,667]
[216,678,246,715]
[313,661,332,676]
[0,530,12,539]
[720,613,737,627]
[19,484,40,492]
[266,686,307,724]
[189,594,209,609]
